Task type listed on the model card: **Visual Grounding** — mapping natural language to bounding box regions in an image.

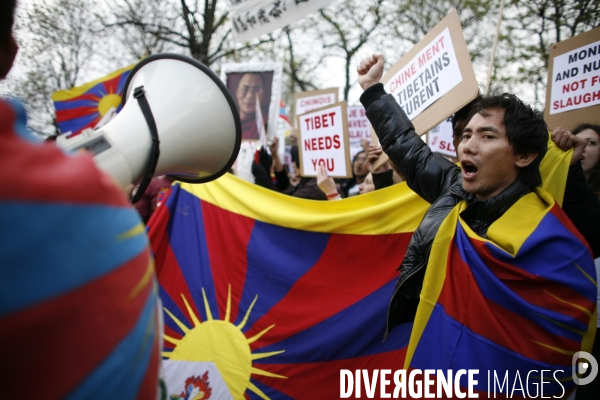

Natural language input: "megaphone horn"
[57,53,242,201]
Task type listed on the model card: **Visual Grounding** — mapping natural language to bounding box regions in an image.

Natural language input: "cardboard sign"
[545,26,600,131]
[296,101,352,178]
[427,118,456,157]
[231,0,334,43]
[372,9,479,169]
[347,105,371,159]
[293,88,339,126]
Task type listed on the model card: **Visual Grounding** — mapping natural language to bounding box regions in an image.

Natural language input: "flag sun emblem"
[162,285,287,399]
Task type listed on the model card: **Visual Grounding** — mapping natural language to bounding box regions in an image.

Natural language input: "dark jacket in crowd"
[562,163,600,258]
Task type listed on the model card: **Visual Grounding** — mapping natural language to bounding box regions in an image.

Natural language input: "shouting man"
[358,54,596,397]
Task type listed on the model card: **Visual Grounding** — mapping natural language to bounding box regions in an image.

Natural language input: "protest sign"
[347,105,371,159]
[545,26,600,131]
[221,62,283,142]
[372,9,479,169]
[231,0,334,43]
[296,101,352,178]
[293,88,339,126]
[427,118,456,158]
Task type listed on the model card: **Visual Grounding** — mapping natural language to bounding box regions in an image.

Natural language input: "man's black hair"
[451,96,481,132]
[1,0,16,43]
[472,93,548,189]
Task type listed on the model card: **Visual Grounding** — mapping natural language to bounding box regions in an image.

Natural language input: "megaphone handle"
[130,86,161,204]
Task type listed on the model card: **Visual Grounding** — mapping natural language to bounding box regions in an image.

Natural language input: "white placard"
[298,105,348,176]
[427,118,456,157]
[295,92,337,118]
[549,39,600,115]
[220,62,283,143]
[231,0,334,43]
[163,360,233,400]
[384,28,463,120]
[347,105,371,159]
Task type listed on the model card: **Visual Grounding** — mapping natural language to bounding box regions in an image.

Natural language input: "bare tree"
[247,24,323,113]
[497,0,600,108]
[314,0,387,101]
[386,0,496,67]
[103,0,274,66]
[10,0,107,135]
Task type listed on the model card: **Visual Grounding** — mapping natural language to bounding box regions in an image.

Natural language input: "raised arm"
[357,54,458,203]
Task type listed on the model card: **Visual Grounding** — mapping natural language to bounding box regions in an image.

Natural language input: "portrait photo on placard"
[221,63,283,142]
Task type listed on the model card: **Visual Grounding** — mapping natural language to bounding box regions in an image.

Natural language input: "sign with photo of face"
[221,62,283,143]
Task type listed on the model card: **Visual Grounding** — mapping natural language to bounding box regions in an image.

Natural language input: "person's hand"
[316,165,339,198]
[268,136,279,156]
[255,146,273,171]
[552,127,587,165]
[366,145,390,173]
[357,54,385,91]
[360,139,370,153]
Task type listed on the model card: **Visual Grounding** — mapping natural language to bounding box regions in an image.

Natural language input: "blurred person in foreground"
[0,1,161,398]
[357,53,595,397]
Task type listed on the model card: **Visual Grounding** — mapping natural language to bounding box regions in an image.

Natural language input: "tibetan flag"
[403,173,597,394]
[147,175,430,399]
[52,64,134,136]
[279,99,290,125]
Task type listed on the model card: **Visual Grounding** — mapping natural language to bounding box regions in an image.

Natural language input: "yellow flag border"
[51,63,137,102]
[178,175,430,235]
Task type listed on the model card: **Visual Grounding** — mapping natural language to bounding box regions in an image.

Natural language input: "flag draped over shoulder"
[52,64,134,136]
[404,140,597,397]
[147,135,595,399]
[147,175,430,399]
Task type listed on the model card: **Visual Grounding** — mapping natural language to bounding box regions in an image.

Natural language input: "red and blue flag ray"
[51,64,135,137]
[404,188,596,398]
[148,174,429,399]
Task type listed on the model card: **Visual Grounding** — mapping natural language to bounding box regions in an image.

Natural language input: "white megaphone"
[57,53,241,201]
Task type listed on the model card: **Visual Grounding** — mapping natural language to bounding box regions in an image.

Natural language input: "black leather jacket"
[360,84,531,337]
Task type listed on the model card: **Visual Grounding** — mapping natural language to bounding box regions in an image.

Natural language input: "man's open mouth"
[461,160,478,177]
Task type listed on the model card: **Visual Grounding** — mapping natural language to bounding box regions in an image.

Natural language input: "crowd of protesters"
[2,0,600,398]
